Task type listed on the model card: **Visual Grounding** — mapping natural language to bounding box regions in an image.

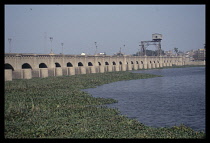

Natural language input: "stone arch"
[131,61,134,64]
[136,61,139,64]
[98,62,101,66]
[113,61,116,65]
[141,61,143,64]
[5,63,14,71]
[55,62,61,67]
[150,61,152,64]
[22,63,32,69]
[105,62,109,65]
[154,61,156,63]
[119,61,122,65]
[88,62,93,66]
[39,63,48,68]
[67,62,73,67]
[78,62,83,66]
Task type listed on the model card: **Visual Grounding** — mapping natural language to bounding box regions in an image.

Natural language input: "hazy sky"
[5,5,205,55]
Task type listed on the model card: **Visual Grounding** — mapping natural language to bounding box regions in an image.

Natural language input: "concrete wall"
[32,69,40,78]
[12,69,22,79]
[185,61,205,66]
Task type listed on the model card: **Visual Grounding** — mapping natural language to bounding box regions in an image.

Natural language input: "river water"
[83,67,205,132]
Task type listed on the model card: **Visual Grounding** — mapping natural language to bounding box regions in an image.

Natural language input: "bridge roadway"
[5,53,185,81]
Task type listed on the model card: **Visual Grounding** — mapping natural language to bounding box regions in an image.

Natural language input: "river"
[83,67,205,132]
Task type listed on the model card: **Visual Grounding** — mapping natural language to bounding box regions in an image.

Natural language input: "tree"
[174,47,178,56]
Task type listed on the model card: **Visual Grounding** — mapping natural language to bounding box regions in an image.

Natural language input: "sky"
[5,5,205,55]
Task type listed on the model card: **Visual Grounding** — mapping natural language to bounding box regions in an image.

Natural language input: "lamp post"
[49,37,53,54]
[94,42,97,55]
[8,38,12,53]
[123,45,125,56]
[61,43,64,54]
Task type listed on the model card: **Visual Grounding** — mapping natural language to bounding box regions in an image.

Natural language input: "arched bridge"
[5,53,185,81]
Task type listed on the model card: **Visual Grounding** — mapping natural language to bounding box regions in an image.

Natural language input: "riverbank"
[5,71,205,138]
[140,64,205,70]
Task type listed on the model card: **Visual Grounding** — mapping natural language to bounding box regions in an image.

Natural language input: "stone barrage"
[5,53,185,81]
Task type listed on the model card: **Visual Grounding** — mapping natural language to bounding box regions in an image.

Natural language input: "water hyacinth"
[5,71,205,138]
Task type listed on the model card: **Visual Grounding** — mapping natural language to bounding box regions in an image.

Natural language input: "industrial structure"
[140,33,162,56]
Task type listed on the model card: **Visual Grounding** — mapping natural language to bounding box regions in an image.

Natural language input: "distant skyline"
[5,5,205,55]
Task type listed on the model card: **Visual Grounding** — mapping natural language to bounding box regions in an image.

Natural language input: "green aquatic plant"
[5,71,205,138]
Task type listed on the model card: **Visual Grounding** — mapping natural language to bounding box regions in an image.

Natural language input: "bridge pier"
[40,68,48,78]
[151,63,156,68]
[121,64,126,71]
[81,67,86,74]
[115,65,120,71]
[92,66,97,73]
[55,68,63,76]
[5,69,12,81]
[156,63,159,68]
[139,64,143,69]
[162,63,166,67]
[99,66,105,73]
[134,64,138,70]
[147,63,151,69]
[68,67,75,75]
[22,69,32,79]
[143,64,147,69]
[108,65,112,72]
[159,62,163,67]
[128,64,132,70]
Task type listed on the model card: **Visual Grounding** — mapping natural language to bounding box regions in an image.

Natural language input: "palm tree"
[174,47,178,56]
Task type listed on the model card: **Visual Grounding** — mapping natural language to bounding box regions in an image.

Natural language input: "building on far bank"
[185,50,196,61]
[164,50,174,57]
[185,49,205,61]
[197,48,206,61]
